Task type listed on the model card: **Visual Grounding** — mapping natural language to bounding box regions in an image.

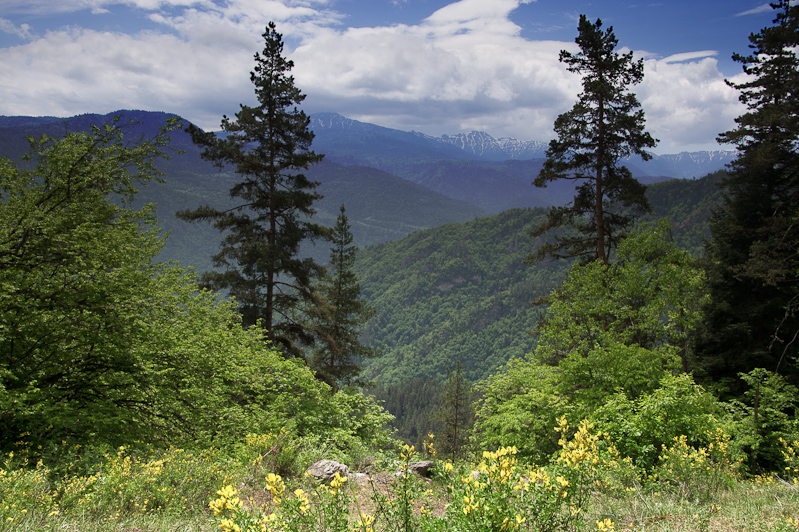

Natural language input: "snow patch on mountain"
[431,131,548,160]
[309,112,736,178]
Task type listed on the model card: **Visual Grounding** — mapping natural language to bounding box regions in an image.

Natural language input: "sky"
[0,0,787,153]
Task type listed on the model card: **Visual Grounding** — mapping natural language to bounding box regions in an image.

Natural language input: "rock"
[306,460,350,481]
[407,460,435,478]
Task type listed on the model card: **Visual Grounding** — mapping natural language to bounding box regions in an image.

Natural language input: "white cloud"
[0,0,340,129]
[736,1,799,17]
[290,0,741,150]
[292,0,577,139]
[638,57,742,151]
[735,3,774,16]
[0,26,253,128]
[661,50,718,63]
[0,0,210,14]
[0,0,745,152]
[0,17,33,39]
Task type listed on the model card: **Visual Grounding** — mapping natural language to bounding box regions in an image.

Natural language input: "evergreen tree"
[698,1,799,393]
[531,15,657,264]
[177,22,327,356]
[310,205,377,390]
[432,361,474,459]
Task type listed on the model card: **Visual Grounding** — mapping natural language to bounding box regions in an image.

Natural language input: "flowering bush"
[210,469,354,532]
[654,428,741,501]
[444,446,569,532]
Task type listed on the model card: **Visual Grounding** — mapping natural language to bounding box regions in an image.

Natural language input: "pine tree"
[698,1,799,393]
[432,362,474,459]
[310,205,377,390]
[531,15,657,264]
[177,22,328,356]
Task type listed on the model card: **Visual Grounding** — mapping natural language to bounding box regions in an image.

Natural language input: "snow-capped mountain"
[626,150,736,179]
[427,131,549,160]
[309,112,735,178]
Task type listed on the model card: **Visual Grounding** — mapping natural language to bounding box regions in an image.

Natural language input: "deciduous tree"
[0,118,333,453]
[0,119,175,450]
[531,15,657,264]
[535,221,705,415]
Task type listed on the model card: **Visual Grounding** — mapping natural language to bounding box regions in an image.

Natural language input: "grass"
[3,472,799,531]
[2,428,799,531]
[586,480,799,531]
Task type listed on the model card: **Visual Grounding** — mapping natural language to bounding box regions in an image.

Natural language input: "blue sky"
[0,0,786,153]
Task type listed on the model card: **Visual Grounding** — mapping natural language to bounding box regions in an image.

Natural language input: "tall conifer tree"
[531,15,657,264]
[432,361,474,460]
[310,205,377,390]
[178,22,327,356]
[698,1,799,392]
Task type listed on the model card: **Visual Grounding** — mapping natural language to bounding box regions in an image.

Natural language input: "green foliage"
[309,205,377,390]
[473,223,710,466]
[314,389,396,457]
[368,379,444,448]
[357,208,571,386]
[431,362,474,460]
[0,118,176,451]
[642,170,726,257]
[128,287,333,450]
[444,446,575,532]
[178,22,327,356]
[532,15,656,263]
[699,0,799,393]
[729,368,799,472]
[4,425,799,531]
[653,429,741,503]
[591,374,724,469]
[472,360,562,463]
[0,112,374,467]
[536,221,705,415]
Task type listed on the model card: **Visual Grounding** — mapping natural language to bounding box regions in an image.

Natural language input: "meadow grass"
[2,426,799,531]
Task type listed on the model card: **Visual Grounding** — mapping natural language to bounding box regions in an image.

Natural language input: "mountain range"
[0,109,732,268]
[309,112,736,179]
[0,109,729,389]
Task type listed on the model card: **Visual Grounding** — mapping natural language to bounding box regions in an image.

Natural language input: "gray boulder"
[408,460,435,478]
[306,460,350,481]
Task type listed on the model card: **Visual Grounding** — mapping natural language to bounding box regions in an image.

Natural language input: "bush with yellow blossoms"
[0,454,56,527]
[441,445,575,532]
[362,444,422,532]
[654,428,741,502]
[554,417,637,506]
[210,469,355,532]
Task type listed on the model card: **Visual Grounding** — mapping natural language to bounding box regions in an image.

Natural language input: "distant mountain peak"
[430,130,549,160]
[309,112,359,129]
[308,112,736,177]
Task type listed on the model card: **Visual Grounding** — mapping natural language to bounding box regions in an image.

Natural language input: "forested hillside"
[357,208,569,385]
[643,170,726,256]
[362,172,724,444]
[357,170,723,388]
[0,112,489,270]
[0,109,726,382]
[136,159,488,270]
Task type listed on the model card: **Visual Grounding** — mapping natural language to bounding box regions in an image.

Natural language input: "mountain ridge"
[310,112,736,178]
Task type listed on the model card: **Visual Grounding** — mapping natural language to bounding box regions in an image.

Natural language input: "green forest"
[2,3,799,532]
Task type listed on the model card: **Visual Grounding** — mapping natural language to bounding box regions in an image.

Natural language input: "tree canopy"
[698,0,799,393]
[0,119,336,454]
[178,22,327,356]
[532,15,657,264]
[309,205,377,390]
